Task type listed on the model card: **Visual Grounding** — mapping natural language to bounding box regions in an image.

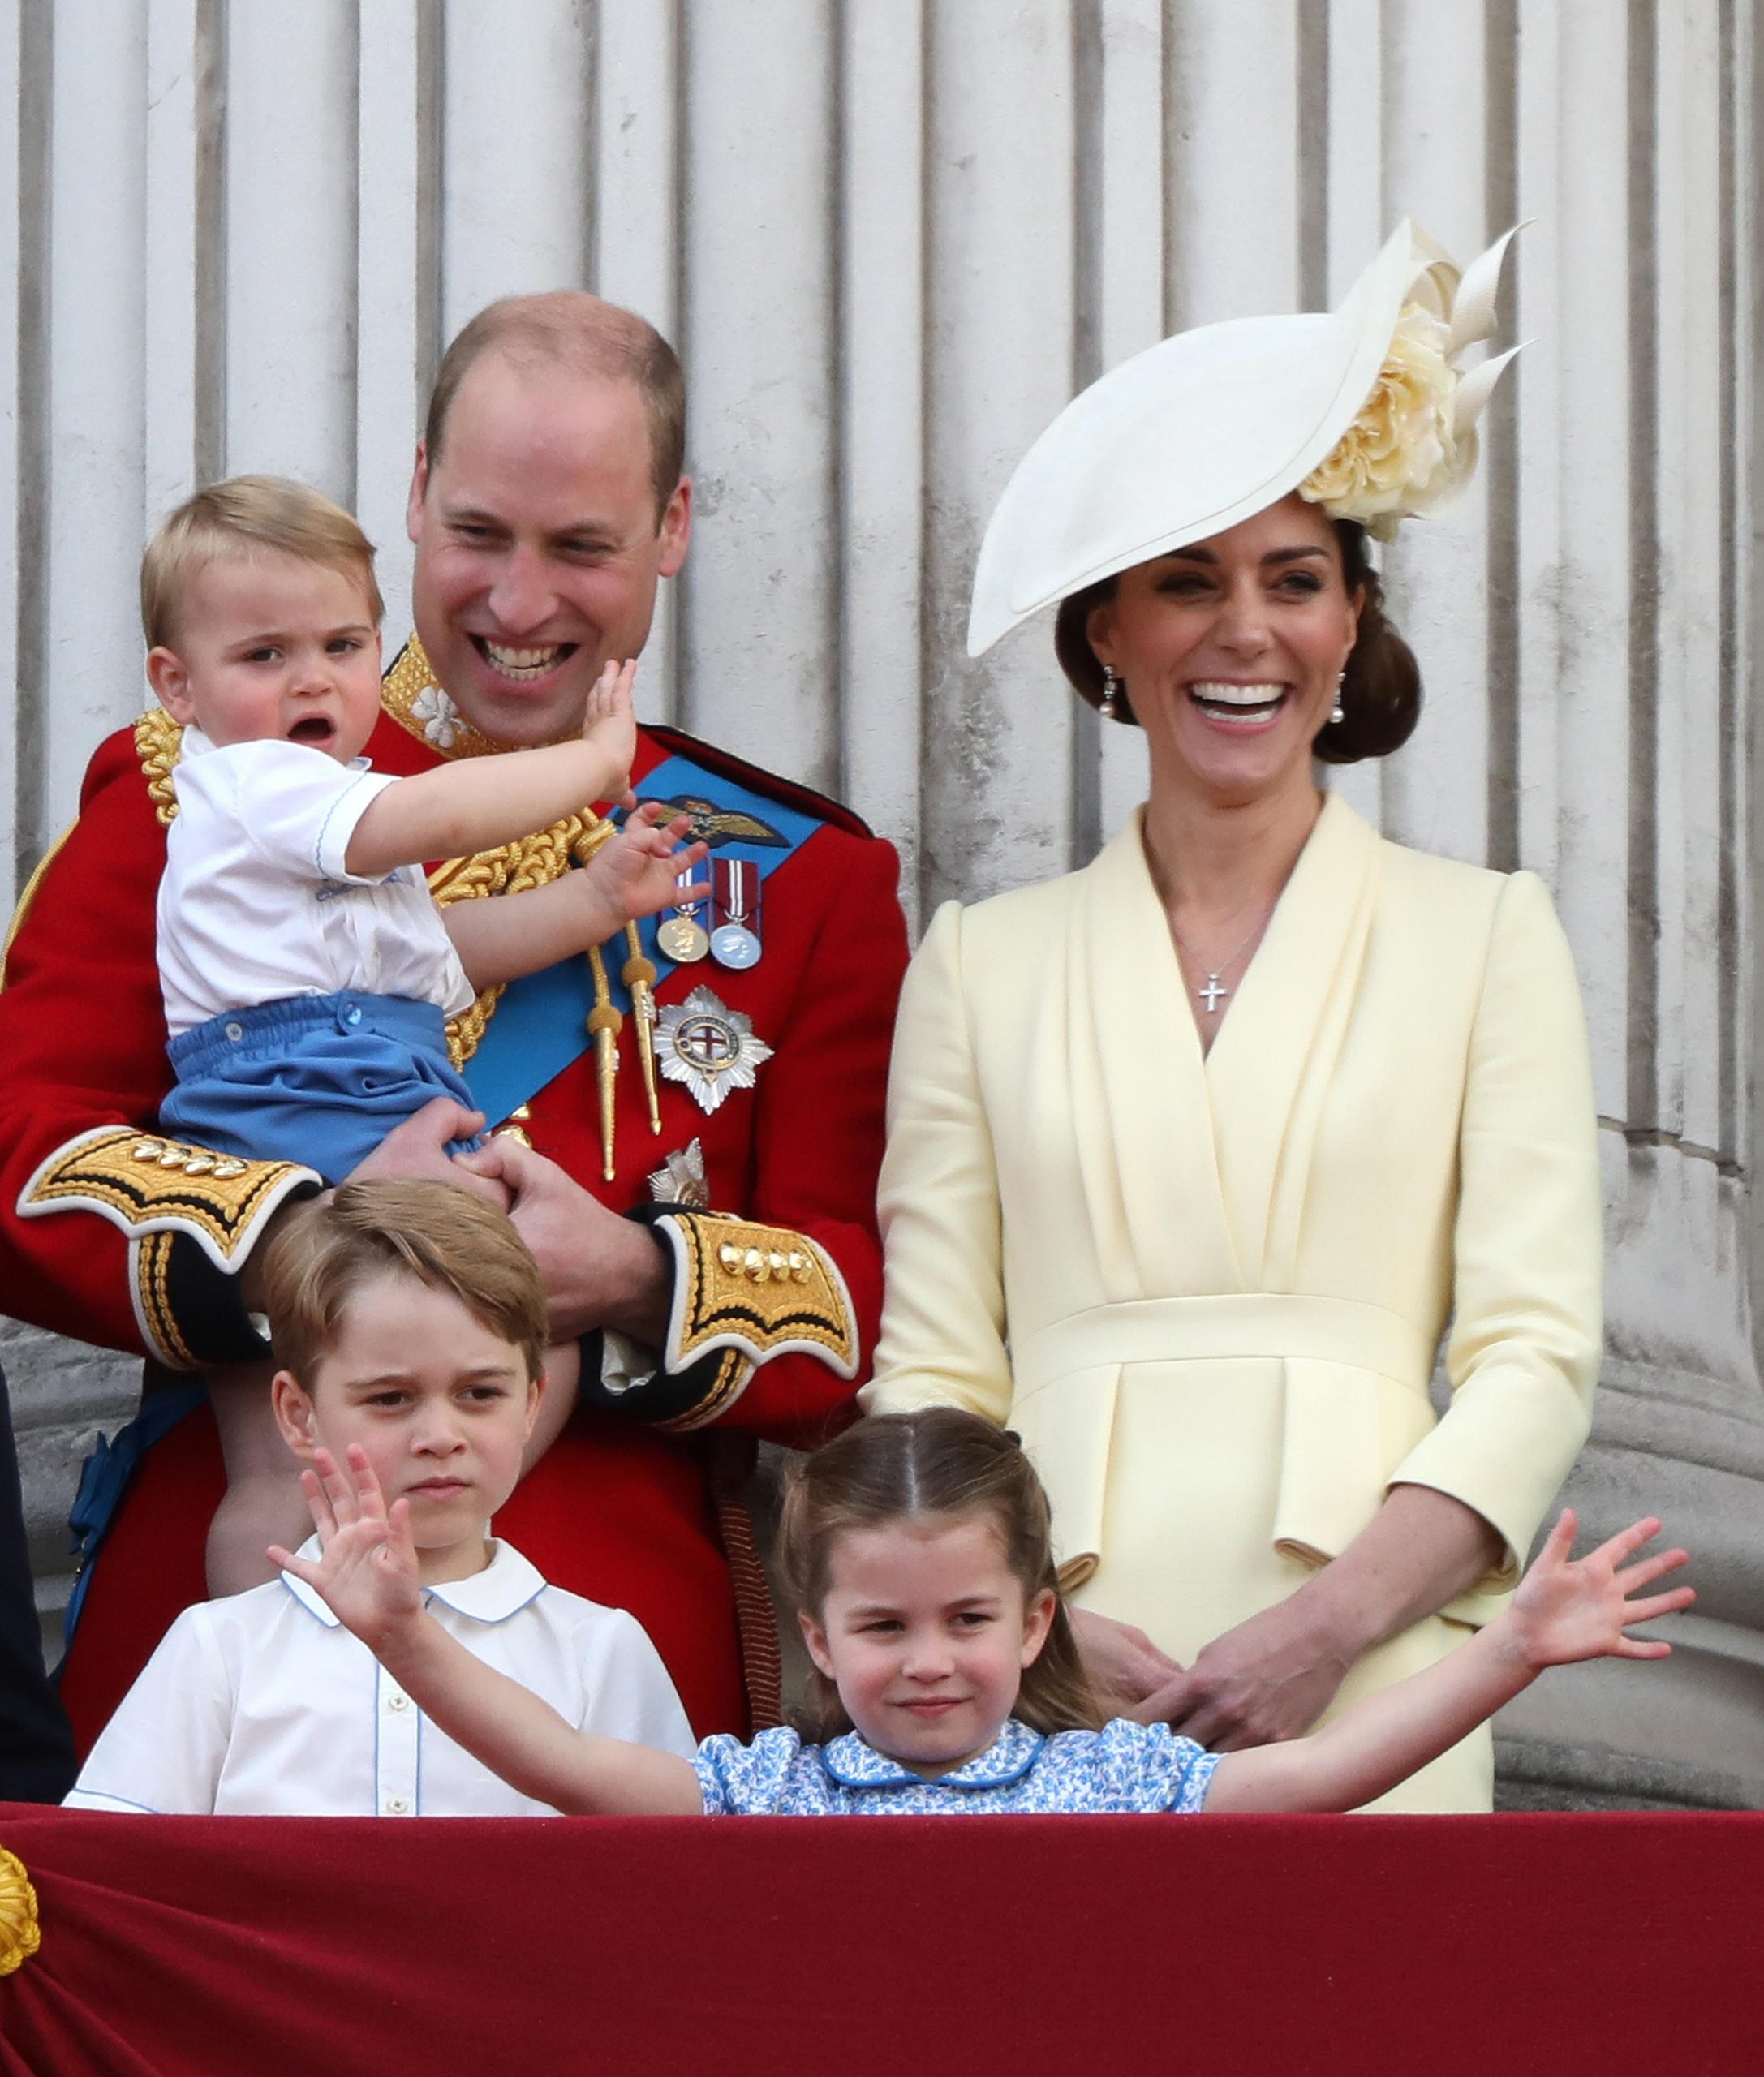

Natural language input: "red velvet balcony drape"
[0,1808,1758,2075]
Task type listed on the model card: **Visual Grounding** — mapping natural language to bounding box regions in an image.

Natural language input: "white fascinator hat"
[967,220,1521,658]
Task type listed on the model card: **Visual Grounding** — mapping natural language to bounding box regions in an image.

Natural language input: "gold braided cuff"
[653,1212,859,1382]
[652,1348,756,1433]
[17,1125,318,1275]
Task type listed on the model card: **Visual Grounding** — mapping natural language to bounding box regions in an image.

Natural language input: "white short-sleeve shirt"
[64,1538,695,1817]
[157,727,473,1037]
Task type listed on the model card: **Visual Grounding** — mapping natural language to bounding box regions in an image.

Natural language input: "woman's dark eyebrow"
[1159,544,1329,568]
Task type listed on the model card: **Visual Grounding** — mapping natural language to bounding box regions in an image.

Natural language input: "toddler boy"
[66,1180,694,1815]
[139,475,705,1593]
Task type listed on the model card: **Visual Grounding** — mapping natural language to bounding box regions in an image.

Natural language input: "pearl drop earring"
[1329,669,1345,728]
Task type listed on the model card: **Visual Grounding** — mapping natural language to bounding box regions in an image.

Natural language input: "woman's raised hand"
[1506,1510,1693,1673]
[268,1443,423,1654]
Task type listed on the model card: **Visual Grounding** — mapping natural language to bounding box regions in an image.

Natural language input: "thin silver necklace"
[1169,907,1271,1015]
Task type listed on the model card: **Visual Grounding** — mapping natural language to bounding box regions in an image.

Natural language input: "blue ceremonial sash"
[460,754,824,1129]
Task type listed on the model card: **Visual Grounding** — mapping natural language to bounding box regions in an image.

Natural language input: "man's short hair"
[256,1180,549,1387]
[141,475,385,651]
[424,291,686,525]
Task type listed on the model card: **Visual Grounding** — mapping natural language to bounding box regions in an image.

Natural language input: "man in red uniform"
[0,294,908,1747]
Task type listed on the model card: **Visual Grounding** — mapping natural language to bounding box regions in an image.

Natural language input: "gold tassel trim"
[0,1847,41,1976]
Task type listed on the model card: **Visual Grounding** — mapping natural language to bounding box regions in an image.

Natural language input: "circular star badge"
[656,985,775,1115]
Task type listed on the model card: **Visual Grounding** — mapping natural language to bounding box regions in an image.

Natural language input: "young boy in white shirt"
[66,1180,694,1816]
[136,475,706,1594]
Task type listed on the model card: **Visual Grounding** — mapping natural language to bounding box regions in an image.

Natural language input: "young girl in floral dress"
[275,1407,1690,1817]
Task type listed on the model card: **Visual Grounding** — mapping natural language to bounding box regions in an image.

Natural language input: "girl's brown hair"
[776,1408,1108,1742]
[1052,516,1422,763]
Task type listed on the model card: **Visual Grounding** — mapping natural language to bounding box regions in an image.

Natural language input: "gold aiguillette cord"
[622,923,662,1134]
[586,944,622,1182]
[569,819,633,1181]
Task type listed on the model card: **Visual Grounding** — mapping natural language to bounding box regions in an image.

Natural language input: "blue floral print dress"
[693,1716,1218,1816]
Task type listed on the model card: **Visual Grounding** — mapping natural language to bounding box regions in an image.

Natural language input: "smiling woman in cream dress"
[862,225,1601,1813]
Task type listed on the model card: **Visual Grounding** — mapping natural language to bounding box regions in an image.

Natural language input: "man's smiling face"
[406,351,691,747]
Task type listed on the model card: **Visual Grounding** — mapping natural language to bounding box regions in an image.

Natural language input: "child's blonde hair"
[777,1408,1107,1741]
[255,1180,548,1388]
[141,474,385,649]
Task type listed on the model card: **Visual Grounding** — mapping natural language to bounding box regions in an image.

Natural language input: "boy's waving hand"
[269,1445,424,1658]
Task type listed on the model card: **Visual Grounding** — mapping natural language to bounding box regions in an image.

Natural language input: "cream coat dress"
[863,794,1601,1812]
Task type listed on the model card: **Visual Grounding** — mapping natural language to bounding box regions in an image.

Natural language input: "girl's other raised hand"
[1505,1509,1693,1675]
[268,1443,422,1653]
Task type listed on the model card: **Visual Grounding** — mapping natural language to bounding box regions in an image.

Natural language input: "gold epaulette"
[652,1211,858,1389]
[16,1126,318,1275]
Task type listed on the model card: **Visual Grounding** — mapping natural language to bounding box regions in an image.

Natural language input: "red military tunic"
[0,646,908,1747]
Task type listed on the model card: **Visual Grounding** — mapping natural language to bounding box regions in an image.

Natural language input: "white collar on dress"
[279,1535,547,1630]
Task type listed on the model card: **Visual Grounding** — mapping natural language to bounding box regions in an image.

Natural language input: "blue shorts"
[160,991,483,1186]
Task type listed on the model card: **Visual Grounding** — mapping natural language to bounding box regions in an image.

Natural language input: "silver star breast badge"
[648,1137,710,1207]
[656,986,774,1116]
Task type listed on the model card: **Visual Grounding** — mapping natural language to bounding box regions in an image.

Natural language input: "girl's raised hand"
[1507,1510,1693,1674]
[268,1443,423,1653]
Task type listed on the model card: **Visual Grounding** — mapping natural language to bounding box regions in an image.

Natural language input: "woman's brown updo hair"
[1051,518,1422,763]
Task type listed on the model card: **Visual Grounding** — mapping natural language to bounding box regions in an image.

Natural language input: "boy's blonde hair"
[256,1180,549,1388]
[141,474,385,650]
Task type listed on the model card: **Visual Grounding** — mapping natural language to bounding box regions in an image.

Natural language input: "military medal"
[656,985,773,1115]
[656,867,710,963]
[709,858,763,970]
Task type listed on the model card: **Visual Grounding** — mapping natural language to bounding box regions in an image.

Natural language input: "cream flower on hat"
[967,221,1523,656]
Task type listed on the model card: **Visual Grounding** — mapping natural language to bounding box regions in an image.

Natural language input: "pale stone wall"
[2,0,1758,1806]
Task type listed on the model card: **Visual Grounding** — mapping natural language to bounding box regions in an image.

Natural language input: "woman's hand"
[1134,1596,1357,1749]
[1504,1510,1693,1673]
[269,1443,423,1658]
[1068,1606,1187,1712]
